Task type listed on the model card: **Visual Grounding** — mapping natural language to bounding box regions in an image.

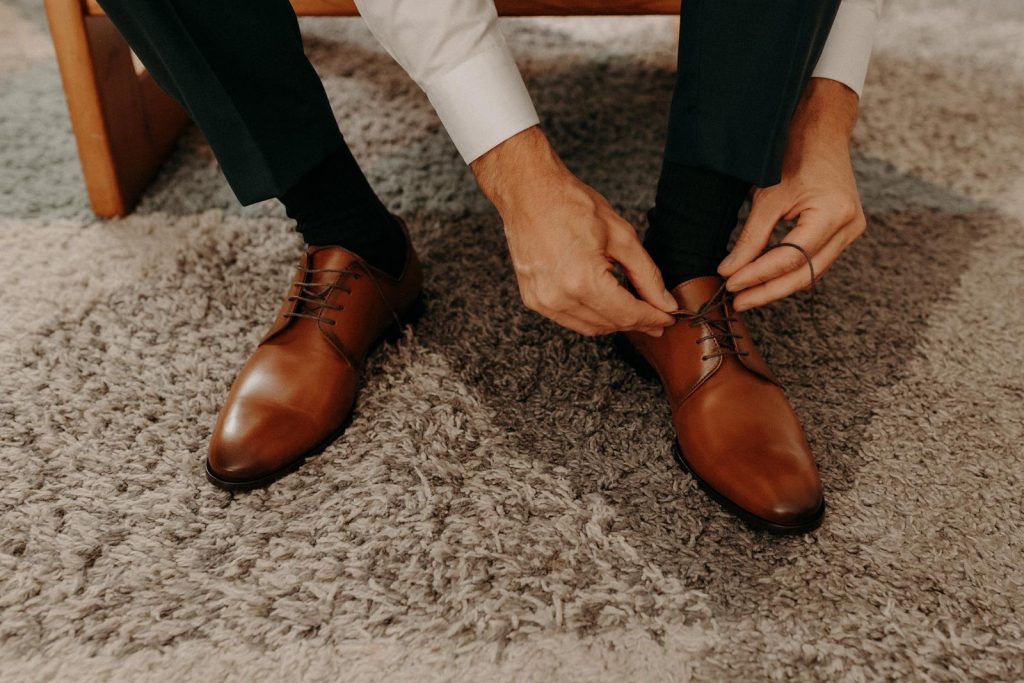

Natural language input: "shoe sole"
[614,333,826,535]
[204,293,426,492]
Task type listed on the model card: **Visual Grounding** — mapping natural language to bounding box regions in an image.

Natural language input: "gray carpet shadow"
[2,0,49,32]
[0,62,92,221]
[399,165,1000,622]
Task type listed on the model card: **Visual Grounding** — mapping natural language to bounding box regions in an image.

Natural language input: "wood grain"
[84,0,679,17]
[45,0,189,217]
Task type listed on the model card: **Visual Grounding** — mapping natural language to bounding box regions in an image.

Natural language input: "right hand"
[471,126,677,337]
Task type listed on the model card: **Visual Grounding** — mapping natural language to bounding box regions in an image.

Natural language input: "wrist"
[792,78,859,148]
[471,125,568,216]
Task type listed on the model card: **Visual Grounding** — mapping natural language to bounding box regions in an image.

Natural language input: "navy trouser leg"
[665,0,843,187]
[96,0,346,204]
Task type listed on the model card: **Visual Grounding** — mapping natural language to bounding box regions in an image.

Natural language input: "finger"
[521,284,609,337]
[732,228,850,311]
[551,307,665,338]
[606,229,677,312]
[725,207,836,292]
[548,297,660,337]
[717,191,787,276]
[551,310,609,337]
[582,269,676,332]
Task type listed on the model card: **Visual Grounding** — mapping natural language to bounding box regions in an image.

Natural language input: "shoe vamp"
[230,332,359,439]
[672,362,818,507]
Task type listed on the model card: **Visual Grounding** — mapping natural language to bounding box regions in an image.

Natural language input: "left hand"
[717,78,867,311]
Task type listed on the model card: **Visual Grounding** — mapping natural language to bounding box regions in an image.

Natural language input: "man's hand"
[718,78,867,311]
[472,126,677,337]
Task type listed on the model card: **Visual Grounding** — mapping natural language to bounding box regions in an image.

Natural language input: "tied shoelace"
[283,266,362,326]
[670,242,817,361]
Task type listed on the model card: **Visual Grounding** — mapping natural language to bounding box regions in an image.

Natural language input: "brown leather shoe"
[206,223,423,491]
[621,276,824,534]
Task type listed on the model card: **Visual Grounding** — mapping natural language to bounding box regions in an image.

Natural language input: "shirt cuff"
[423,43,540,164]
[811,2,881,97]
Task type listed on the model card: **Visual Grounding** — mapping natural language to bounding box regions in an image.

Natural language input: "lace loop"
[676,281,749,360]
[283,266,360,325]
[670,241,817,360]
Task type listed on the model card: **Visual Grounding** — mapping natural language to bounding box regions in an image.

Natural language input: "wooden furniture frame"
[45,0,677,217]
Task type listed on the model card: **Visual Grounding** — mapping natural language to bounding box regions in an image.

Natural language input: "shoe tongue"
[670,276,727,314]
[304,245,362,288]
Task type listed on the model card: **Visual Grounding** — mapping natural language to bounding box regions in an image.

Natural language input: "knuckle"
[563,272,592,299]
[786,253,806,271]
[733,230,754,247]
[835,198,859,223]
[607,223,629,241]
[518,287,538,310]
[853,214,867,235]
[535,289,560,311]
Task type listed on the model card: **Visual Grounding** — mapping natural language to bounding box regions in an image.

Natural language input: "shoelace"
[671,242,816,361]
[283,266,362,326]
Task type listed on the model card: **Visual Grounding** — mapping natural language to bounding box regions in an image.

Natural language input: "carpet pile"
[1,1,1022,680]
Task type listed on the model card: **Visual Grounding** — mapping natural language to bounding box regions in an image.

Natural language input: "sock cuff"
[656,160,750,211]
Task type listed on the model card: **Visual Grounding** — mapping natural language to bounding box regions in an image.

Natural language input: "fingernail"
[661,289,677,309]
[726,279,742,292]
[647,328,664,338]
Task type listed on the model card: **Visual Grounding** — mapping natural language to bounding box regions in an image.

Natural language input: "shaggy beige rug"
[1,1,1022,680]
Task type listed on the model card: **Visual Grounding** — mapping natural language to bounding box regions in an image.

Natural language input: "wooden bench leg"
[44,0,189,217]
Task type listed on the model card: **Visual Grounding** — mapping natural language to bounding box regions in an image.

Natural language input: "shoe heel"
[385,293,426,342]
[613,332,658,381]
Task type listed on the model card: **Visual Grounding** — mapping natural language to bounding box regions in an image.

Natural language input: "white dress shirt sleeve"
[353,0,540,164]
[812,0,884,97]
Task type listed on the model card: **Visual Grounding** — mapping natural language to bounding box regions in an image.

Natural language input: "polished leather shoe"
[620,276,824,533]
[206,224,423,491]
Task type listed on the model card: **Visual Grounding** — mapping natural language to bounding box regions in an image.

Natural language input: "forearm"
[470,125,570,216]
[787,78,860,159]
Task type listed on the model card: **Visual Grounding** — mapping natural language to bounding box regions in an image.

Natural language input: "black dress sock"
[280,146,407,277]
[643,161,751,291]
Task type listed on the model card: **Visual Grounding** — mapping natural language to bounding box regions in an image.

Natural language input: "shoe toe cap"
[762,480,825,529]
[207,400,321,483]
[679,442,825,531]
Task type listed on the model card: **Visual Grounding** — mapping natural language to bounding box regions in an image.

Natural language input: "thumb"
[608,230,678,312]
[718,191,787,277]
